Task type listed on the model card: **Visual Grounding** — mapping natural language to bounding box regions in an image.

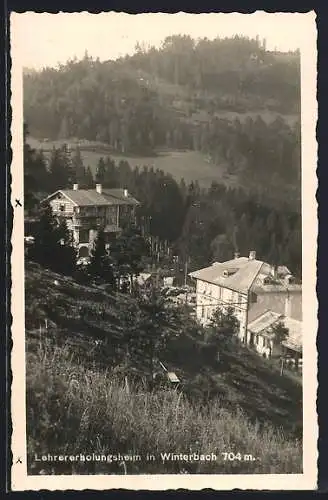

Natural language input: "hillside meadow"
[27,137,236,189]
[25,261,302,475]
[27,336,302,475]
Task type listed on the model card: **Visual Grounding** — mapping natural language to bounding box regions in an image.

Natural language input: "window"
[238,294,243,305]
[59,204,65,212]
[79,230,89,244]
[105,232,117,243]
[107,214,117,225]
[201,305,205,318]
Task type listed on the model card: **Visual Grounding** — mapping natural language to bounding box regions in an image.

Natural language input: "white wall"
[49,195,74,215]
[253,334,273,358]
[195,279,248,339]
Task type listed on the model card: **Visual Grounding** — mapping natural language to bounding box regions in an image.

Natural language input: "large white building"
[189,251,302,344]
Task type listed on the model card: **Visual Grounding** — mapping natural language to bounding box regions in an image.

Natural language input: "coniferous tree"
[95,157,106,184]
[29,202,59,266]
[103,156,119,188]
[272,322,289,346]
[55,219,77,275]
[71,146,85,185]
[109,224,150,290]
[48,147,70,190]
[28,202,77,275]
[134,287,176,381]
[88,229,115,286]
[85,166,94,188]
[206,306,240,349]
[24,123,50,209]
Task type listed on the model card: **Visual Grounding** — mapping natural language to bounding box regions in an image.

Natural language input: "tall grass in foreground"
[26,338,302,475]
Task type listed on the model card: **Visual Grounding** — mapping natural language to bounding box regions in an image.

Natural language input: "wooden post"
[184,259,188,287]
[39,323,42,351]
[244,291,250,344]
[280,356,284,376]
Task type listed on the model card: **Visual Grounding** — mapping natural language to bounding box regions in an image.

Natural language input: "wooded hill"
[24,35,301,201]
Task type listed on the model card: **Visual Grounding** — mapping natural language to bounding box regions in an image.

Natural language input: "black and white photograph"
[10,11,317,490]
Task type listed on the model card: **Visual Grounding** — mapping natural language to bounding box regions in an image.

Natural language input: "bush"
[26,338,302,475]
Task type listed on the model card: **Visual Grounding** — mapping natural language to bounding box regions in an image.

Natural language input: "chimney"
[123,188,128,197]
[249,250,256,260]
[73,183,79,191]
[96,184,102,194]
[234,251,240,259]
[284,274,294,285]
[271,265,276,278]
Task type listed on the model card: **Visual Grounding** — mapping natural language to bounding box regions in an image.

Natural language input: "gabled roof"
[43,188,140,207]
[189,257,264,294]
[248,310,302,351]
[282,317,303,351]
[248,310,282,335]
[189,256,301,295]
[62,190,113,206]
[102,189,140,206]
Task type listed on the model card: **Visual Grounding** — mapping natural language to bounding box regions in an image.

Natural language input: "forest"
[24,35,301,202]
[24,126,302,278]
[24,35,301,276]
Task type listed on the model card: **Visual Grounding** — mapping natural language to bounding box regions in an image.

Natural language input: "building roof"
[252,283,302,293]
[167,372,180,383]
[134,273,152,286]
[189,256,302,295]
[248,310,302,351]
[61,190,113,206]
[103,189,140,206]
[43,188,139,207]
[281,317,303,352]
[248,310,282,335]
[189,257,264,293]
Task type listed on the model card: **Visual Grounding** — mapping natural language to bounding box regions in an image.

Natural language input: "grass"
[27,136,300,212]
[28,136,230,188]
[25,261,303,475]
[26,336,302,475]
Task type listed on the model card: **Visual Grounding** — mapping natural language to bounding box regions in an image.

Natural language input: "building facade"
[43,183,139,258]
[189,251,302,343]
[247,310,302,360]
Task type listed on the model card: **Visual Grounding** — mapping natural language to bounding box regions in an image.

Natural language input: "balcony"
[73,217,104,227]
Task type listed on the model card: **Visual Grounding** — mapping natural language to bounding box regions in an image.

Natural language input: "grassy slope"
[27,137,236,189]
[25,261,302,474]
[27,341,301,475]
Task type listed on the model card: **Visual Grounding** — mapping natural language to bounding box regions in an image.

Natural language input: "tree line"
[24,35,300,152]
[25,127,302,277]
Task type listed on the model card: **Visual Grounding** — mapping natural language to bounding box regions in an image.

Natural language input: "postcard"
[10,11,318,490]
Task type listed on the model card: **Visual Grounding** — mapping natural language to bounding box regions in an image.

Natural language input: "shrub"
[26,338,302,475]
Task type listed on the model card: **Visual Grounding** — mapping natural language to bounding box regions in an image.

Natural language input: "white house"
[189,251,302,343]
[42,184,139,258]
